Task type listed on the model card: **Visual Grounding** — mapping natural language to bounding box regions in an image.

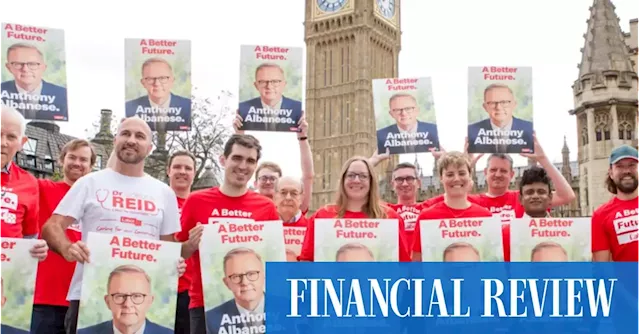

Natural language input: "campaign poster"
[373,77,440,155]
[0,238,39,333]
[418,217,503,262]
[200,219,286,334]
[313,218,399,262]
[510,217,592,262]
[238,44,303,132]
[467,66,533,154]
[283,226,306,262]
[1,22,68,121]
[76,232,181,334]
[124,38,192,132]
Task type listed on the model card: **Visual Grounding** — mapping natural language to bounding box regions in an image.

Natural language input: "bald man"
[41,117,185,334]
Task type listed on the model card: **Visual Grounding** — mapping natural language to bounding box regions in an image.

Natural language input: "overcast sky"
[1,0,637,179]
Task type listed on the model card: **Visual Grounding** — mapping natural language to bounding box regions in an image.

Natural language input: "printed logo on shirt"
[1,190,18,210]
[613,209,639,245]
[1,208,16,224]
[490,205,515,224]
[210,208,253,218]
[397,206,420,232]
[95,189,159,216]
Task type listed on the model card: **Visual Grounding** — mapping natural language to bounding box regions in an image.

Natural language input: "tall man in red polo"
[592,145,638,262]
[0,105,48,255]
[31,139,96,334]
[167,150,196,334]
[177,134,279,334]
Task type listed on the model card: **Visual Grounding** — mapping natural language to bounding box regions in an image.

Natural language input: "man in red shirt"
[167,150,196,334]
[31,139,96,334]
[176,134,279,334]
[380,162,424,244]
[592,145,638,262]
[0,105,48,254]
[275,176,308,227]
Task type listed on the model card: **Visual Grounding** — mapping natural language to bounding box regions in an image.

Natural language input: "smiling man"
[518,166,553,218]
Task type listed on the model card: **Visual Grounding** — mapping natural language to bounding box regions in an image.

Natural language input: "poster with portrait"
[467,66,533,154]
[283,226,306,262]
[238,44,303,132]
[373,77,440,155]
[419,217,503,262]
[510,217,591,262]
[1,22,68,121]
[200,219,286,334]
[124,38,192,132]
[1,238,39,334]
[314,218,399,262]
[76,232,181,334]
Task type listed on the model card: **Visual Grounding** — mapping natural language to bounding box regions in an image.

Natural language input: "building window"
[25,156,36,168]
[43,159,53,171]
[627,130,633,140]
[23,138,37,155]
[604,130,610,140]
[94,155,103,170]
[595,129,602,141]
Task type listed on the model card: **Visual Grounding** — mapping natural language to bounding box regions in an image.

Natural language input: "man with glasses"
[376,93,439,155]
[78,264,171,334]
[125,57,191,131]
[206,248,265,334]
[1,43,68,120]
[383,163,424,244]
[238,62,302,132]
[467,83,533,153]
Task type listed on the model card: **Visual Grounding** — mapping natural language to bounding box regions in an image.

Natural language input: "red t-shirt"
[283,211,309,227]
[469,191,525,223]
[386,203,424,249]
[176,187,279,309]
[34,180,80,306]
[175,197,192,293]
[421,194,482,209]
[1,162,39,238]
[298,204,411,262]
[592,197,638,262]
[412,202,495,254]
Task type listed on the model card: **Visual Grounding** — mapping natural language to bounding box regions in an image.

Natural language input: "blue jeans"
[31,304,67,334]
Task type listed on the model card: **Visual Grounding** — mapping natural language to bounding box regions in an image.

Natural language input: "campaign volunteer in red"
[412,151,497,261]
[592,145,639,262]
[298,156,411,262]
[177,134,279,334]
[167,150,196,334]
[0,105,48,253]
[31,139,96,334]
[275,176,308,227]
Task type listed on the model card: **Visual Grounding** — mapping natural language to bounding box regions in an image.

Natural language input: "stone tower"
[561,136,572,182]
[304,0,402,210]
[569,0,639,215]
[91,109,115,155]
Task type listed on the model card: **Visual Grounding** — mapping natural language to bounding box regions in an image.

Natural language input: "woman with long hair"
[298,156,410,262]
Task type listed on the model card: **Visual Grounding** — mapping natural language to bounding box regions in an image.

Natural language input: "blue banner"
[264,263,638,334]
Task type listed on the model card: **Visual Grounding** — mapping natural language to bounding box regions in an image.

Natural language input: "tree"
[160,89,235,186]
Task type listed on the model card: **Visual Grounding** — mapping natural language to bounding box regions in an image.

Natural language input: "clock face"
[317,0,347,13]
[377,0,396,19]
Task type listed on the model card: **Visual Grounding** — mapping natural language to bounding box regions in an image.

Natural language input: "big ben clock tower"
[304,0,402,211]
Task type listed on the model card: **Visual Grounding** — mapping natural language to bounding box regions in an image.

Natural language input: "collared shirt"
[522,212,551,219]
[113,320,146,334]
[261,98,282,110]
[396,123,418,134]
[1,161,11,174]
[490,118,513,133]
[236,294,265,319]
[282,210,302,224]
[16,82,43,97]
[149,95,171,110]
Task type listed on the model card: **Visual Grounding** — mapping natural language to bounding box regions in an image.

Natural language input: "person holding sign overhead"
[298,157,410,262]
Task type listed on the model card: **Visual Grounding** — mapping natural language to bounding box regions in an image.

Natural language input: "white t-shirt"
[54,168,181,301]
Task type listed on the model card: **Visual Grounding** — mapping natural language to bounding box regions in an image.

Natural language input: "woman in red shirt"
[412,151,501,261]
[298,156,411,262]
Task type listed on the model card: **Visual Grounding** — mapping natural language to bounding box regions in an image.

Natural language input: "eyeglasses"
[346,173,369,181]
[110,293,147,305]
[257,80,282,87]
[391,106,415,114]
[9,62,41,70]
[485,100,512,108]
[394,176,417,184]
[143,76,170,84]
[227,270,260,284]
[258,175,277,183]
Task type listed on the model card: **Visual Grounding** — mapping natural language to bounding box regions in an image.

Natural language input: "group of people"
[1,101,637,334]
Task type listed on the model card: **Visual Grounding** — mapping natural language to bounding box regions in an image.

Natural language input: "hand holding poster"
[373,77,440,155]
[1,23,68,121]
[283,226,306,262]
[467,66,533,154]
[238,44,303,132]
[419,217,503,261]
[200,219,286,334]
[1,238,39,334]
[124,38,192,132]
[510,217,592,262]
[314,219,399,262]
[77,232,180,334]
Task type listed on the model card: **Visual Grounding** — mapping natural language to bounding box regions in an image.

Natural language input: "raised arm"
[297,113,314,213]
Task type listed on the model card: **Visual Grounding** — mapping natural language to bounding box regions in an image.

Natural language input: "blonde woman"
[298,156,410,262]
